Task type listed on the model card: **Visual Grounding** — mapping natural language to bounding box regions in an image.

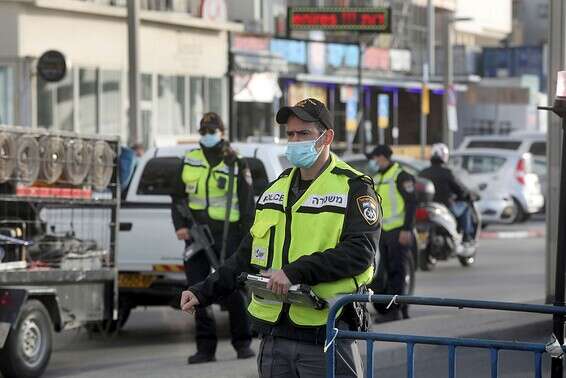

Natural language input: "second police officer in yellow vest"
[171,112,255,364]
[366,145,417,322]
[180,99,381,377]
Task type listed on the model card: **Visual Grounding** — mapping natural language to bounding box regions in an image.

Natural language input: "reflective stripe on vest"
[374,163,405,232]
[182,149,240,222]
[247,154,374,327]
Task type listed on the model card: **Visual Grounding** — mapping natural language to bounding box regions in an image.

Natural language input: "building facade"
[0,0,242,147]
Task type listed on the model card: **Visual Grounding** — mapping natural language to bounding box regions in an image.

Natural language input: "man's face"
[375,155,390,170]
[285,116,324,143]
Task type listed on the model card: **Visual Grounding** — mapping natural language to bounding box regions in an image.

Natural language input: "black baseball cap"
[276,98,333,130]
[366,145,393,159]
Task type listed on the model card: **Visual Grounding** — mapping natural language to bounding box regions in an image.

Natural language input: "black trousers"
[184,228,252,355]
[370,228,411,315]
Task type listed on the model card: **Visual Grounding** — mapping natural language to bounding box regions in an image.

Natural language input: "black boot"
[236,346,255,359]
[187,352,216,365]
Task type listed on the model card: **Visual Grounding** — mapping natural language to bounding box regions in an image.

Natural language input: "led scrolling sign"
[288,7,391,33]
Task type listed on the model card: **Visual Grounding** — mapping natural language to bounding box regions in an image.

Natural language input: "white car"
[450,149,544,223]
[116,142,288,319]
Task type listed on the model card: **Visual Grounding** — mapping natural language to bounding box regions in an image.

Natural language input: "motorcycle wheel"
[458,255,475,267]
[419,244,437,271]
[401,252,415,319]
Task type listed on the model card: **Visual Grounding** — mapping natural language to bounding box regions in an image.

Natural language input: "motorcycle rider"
[419,143,475,243]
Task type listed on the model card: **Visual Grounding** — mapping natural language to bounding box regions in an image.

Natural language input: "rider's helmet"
[431,143,450,164]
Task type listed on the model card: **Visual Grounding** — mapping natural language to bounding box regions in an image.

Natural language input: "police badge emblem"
[356,195,379,225]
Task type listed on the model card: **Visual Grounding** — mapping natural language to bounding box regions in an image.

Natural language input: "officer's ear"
[322,129,334,146]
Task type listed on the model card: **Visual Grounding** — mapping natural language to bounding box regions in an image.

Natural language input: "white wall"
[455,0,512,39]
[13,2,229,77]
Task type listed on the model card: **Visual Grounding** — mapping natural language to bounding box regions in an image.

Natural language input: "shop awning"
[234,73,282,103]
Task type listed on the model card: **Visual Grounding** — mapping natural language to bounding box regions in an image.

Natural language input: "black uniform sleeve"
[171,158,189,231]
[282,177,380,286]
[189,228,257,307]
[396,171,417,231]
[448,170,470,201]
[236,158,255,232]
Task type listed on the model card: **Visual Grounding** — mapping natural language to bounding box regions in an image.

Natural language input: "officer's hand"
[263,270,291,295]
[399,230,413,246]
[180,290,199,314]
[176,228,190,240]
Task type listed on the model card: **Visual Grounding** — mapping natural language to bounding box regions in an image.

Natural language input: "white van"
[116,143,288,323]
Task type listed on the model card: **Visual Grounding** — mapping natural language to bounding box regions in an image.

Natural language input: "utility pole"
[443,13,453,150]
[427,0,435,77]
[127,0,141,146]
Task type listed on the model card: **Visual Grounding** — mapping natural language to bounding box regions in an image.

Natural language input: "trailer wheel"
[0,300,53,378]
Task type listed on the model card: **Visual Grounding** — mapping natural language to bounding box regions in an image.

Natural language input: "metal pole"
[552,117,566,376]
[227,32,235,141]
[127,0,141,146]
[420,63,428,160]
[358,38,365,153]
[393,90,399,145]
[443,16,453,150]
[427,0,435,77]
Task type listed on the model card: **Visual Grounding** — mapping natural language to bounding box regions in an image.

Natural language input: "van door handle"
[120,222,133,231]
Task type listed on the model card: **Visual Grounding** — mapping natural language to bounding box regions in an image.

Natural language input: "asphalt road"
[40,220,547,378]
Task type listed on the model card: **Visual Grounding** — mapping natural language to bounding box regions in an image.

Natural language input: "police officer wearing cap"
[171,112,255,364]
[366,145,417,322]
[180,99,381,377]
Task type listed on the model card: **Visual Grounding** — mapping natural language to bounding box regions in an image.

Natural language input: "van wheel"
[0,300,53,378]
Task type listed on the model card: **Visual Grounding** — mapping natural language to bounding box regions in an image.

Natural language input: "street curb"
[480,229,545,239]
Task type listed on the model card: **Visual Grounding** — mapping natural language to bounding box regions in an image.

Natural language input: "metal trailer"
[0,125,120,378]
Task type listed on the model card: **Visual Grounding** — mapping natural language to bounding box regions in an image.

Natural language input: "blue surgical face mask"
[368,159,379,174]
[285,131,326,168]
[200,132,221,148]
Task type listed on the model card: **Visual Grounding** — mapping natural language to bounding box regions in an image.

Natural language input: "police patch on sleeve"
[356,195,379,225]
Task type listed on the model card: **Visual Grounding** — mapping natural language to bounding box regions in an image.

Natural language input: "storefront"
[230,32,451,150]
[0,0,242,147]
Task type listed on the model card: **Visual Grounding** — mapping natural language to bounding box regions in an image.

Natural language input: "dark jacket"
[419,159,469,208]
[189,158,380,344]
[170,141,255,235]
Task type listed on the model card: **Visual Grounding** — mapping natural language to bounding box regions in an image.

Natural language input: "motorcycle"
[414,178,481,271]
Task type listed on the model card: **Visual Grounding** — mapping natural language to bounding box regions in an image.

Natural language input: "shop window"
[56,73,74,131]
[157,75,186,135]
[0,66,13,125]
[142,73,153,102]
[100,70,122,138]
[190,77,204,133]
[79,68,98,134]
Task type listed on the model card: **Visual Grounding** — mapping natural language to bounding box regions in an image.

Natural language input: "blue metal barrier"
[325,294,566,378]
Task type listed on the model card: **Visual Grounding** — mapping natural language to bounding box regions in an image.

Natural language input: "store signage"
[37,50,67,82]
[288,7,391,32]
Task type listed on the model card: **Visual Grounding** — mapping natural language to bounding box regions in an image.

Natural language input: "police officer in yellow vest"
[180,99,381,377]
[171,112,255,364]
[366,145,417,322]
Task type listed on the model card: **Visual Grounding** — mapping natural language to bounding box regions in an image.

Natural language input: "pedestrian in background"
[171,112,255,364]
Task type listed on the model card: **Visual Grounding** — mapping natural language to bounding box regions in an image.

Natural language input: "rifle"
[175,199,220,269]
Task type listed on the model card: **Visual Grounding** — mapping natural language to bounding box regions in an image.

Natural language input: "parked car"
[458,132,546,157]
[116,142,288,324]
[449,149,544,223]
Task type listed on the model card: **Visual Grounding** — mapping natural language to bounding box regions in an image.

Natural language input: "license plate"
[118,273,156,289]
